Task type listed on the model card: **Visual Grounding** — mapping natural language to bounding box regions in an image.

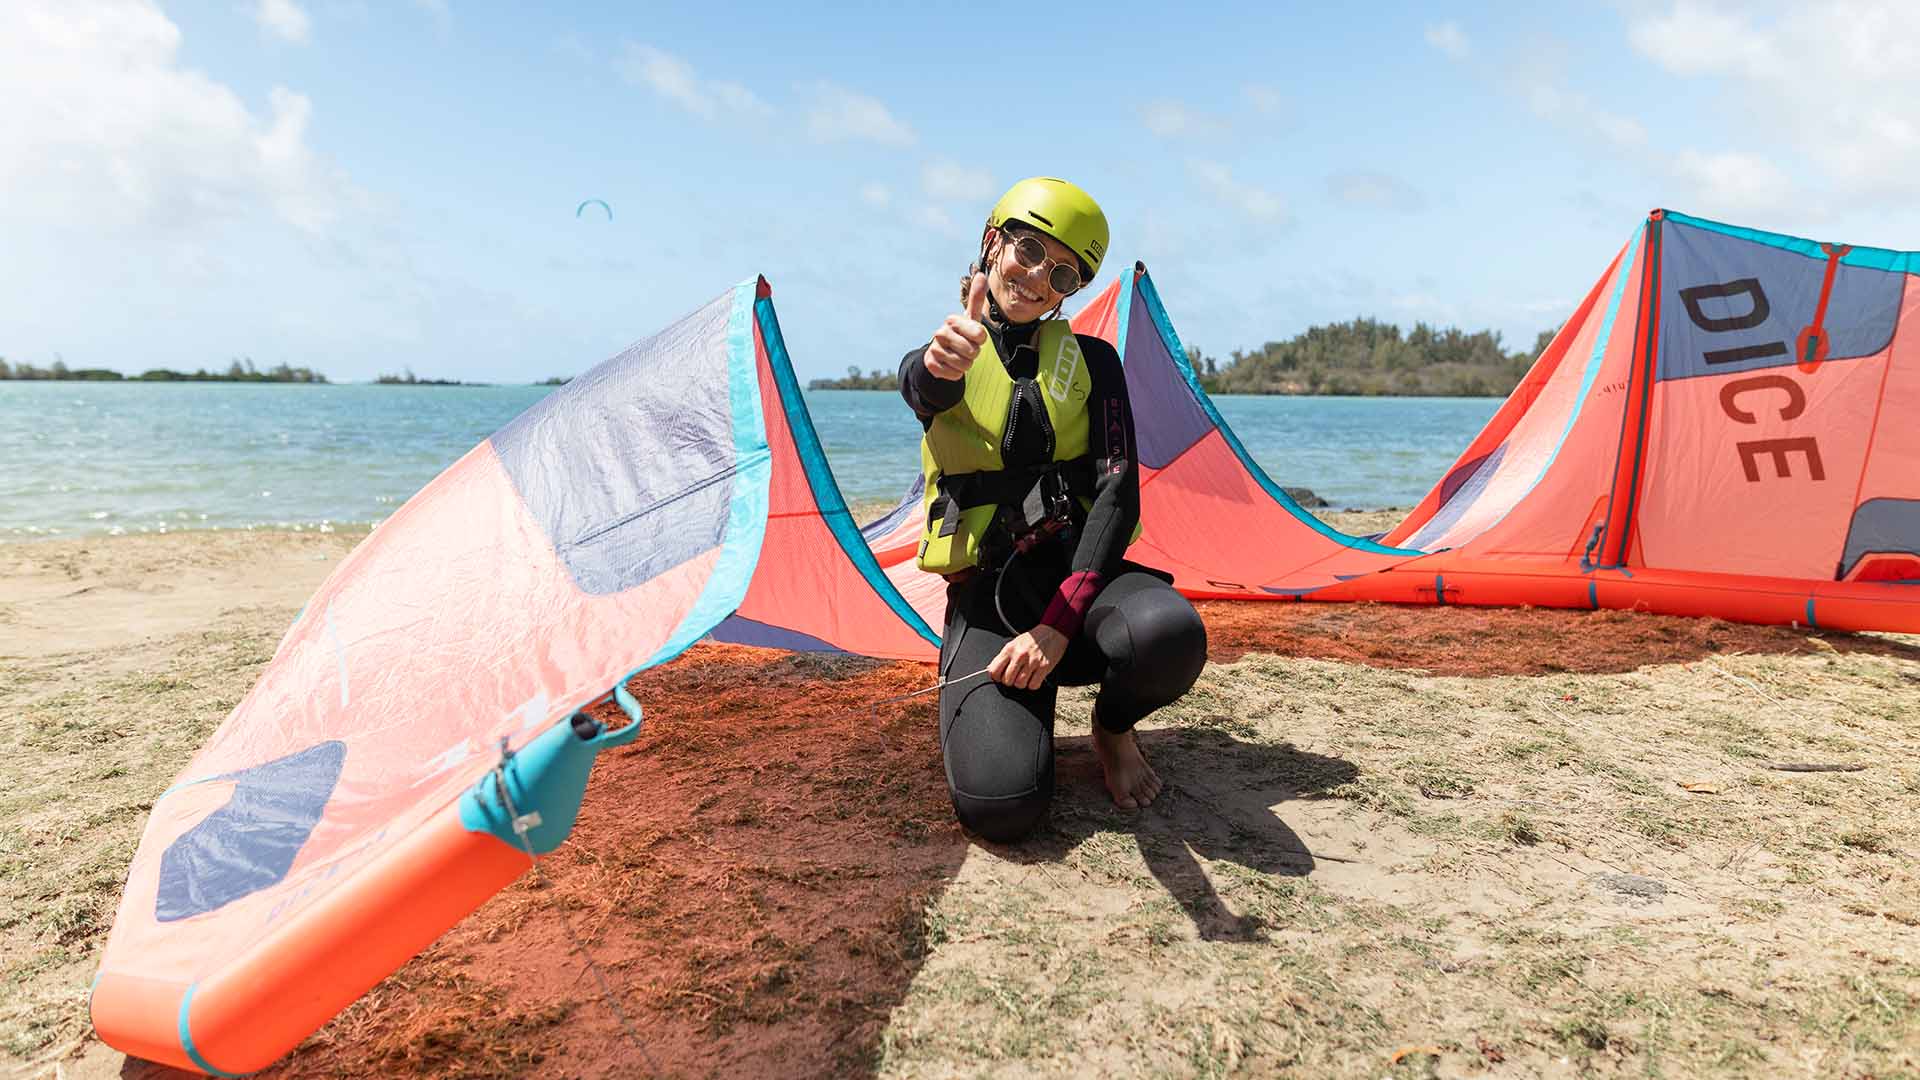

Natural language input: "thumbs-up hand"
[924,272,991,381]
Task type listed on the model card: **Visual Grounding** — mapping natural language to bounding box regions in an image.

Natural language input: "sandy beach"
[4,522,1918,1078]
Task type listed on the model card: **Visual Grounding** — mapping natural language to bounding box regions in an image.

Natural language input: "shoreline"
[1,521,377,542]
[3,379,1510,399]
[0,507,1408,548]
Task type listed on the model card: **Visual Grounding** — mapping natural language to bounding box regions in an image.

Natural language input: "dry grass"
[0,615,283,1064]
[3,530,1918,1079]
[877,644,1920,1079]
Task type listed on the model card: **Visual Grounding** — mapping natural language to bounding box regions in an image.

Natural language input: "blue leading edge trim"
[179,985,246,1077]
[1664,209,1920,274]
[638,279,775,671]
[1509,224,1646,540]
[1119,268,1421,557]
[754,294,941,646]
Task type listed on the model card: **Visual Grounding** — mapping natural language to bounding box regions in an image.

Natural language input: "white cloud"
[621,45,700,112]
[859,182,891,208]
[802,81,914,147]
[1188,160,1288,224]
[921,160,994,202]
[255,0,311,44]
[0,0,348,236]
[711,83,764,114]
[1627,2,1777,78]
[1585,109,1648,151]
[1626,1,1920,203]
[1491,19,1804,218]
[1141,99,1228,139]
[619,44,770,122]
[256,88,336,231]
[1243,83,1284,115]
[1673,149,1796,214]
[1425,22,1469,60]
[1517,75,1647,151]
[1327,170,1425,212]
[913,204,963,236]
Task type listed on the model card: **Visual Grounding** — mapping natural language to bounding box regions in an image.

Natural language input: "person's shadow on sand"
[1008,723,1358,943]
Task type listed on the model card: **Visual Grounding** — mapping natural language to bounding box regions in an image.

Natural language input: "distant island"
[0,357,327,383]
[374,368,487,387]
[0,355,585,387]
[1192,319,1555,398]
[808,367,894,391]
[807,319,1557,397]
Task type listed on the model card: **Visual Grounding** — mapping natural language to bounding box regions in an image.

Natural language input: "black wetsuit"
[900,320,1208,843]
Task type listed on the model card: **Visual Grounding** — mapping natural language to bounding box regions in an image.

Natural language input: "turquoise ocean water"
[0,383,1498,539]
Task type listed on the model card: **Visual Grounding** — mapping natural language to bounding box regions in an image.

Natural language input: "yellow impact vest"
[917,319,1096,574]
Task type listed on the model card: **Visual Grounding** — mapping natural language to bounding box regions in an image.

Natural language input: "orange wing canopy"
[91,279,938,1075]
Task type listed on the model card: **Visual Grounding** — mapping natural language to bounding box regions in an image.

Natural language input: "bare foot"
[1091,722,1163,809]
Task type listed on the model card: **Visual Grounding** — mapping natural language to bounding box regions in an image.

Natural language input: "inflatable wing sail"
[870,219,1919,634]
[710,285,939,658]
[1096,265,1423,597]
[92,278,937,1075]
[1356,210,1920,632]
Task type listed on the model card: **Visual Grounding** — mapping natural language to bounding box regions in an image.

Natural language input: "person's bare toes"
[1137,775,1160,806]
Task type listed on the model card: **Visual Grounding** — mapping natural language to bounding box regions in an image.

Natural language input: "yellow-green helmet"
[987,177,1108,282]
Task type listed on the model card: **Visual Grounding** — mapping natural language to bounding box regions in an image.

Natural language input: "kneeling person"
[899,177,1208,843]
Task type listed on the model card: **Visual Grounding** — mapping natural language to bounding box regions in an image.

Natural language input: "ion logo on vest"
[1049,333,1083,404]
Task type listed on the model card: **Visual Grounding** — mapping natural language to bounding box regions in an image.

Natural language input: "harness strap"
[931,458,1095,573]
[935,457,1096,514]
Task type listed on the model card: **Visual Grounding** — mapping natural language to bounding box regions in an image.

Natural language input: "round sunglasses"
[1001,231,1084,295]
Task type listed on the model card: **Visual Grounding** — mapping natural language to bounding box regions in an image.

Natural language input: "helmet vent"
[1027,211,1054,226]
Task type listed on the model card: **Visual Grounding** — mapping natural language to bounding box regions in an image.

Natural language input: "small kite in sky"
[575,199,612,221]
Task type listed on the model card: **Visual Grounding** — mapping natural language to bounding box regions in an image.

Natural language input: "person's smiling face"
[987,227,1082,323]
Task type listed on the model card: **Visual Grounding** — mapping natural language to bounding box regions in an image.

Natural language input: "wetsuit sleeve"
[899,345,966,420]
[1041,335,1139,639]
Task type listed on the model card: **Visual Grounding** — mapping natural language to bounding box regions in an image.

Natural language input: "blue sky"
[7,1,1920,382]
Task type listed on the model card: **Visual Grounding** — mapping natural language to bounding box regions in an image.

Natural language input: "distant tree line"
[0,354,576,386]
[374,367,482,386]
[0,356,328,383]
[1190,320,1559,398]
[805,319,1560,398]
[808,365,895,391]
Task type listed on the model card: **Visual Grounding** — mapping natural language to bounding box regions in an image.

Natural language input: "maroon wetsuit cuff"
[1040,571,1103,638]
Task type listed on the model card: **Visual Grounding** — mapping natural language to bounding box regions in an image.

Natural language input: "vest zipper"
[1000,377,1055,465]
[999,380,1022,461]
